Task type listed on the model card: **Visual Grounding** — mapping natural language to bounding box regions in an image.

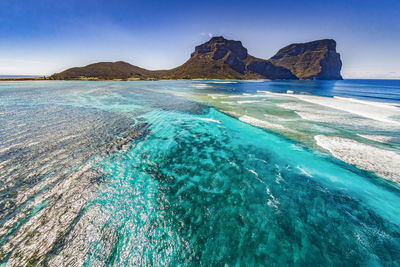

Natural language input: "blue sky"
[0,0,399,78]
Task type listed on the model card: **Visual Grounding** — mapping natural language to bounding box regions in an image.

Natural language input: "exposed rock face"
[269,39,343,80]
[183,36,295,78]
[193,36,248,60]
[51,37,342,80]
[164,36,258,79]
[247,59,297,80]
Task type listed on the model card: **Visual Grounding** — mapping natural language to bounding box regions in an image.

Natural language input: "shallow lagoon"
[0,80,399,266]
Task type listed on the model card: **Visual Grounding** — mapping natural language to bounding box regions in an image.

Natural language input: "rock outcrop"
[160,37,260,80]
[269,39,343,80]
[247,58,297,80]
[51,37,342,80]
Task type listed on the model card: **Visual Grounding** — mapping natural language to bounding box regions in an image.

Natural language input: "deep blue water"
[183,79,400,104]
[0,80,399,266]
[0,75,42,79]
[175,79,400,103]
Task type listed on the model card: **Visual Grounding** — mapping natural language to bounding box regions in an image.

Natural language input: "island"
[17,37,345,81]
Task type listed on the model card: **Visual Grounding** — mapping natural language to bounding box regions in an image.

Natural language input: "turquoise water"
[0,81,400,266]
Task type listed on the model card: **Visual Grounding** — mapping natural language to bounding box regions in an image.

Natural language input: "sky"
[0,0,399,78]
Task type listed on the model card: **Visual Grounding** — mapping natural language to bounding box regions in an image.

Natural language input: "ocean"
[0,80,399,266]
[0,75,42,79]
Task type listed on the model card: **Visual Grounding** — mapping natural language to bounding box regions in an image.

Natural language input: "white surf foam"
[221,110,241,117]
[294,111,346,124]
[314,135,400,183]
[286,95,400,126]
[263,114,295,122]
[333,96,400,109]
[256,91,284,98]
[220,101,236,105]
[243,80,267,82]
[266,188,280,210]
[207,94,225,99]
[191,84,212,89]
[210,81,238,84]
[248,169,259,177]
[279,102,399,129]
[197,118,222,123]
[225,94,267,99]
[237,100,262,104]
[357,134,393,143]
[239,115,288,131]
[297,166,313,177]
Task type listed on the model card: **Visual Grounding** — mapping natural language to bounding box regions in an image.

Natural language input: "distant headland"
[4,37,343,81]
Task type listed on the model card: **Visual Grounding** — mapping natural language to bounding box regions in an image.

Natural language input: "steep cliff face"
[157,36,296,80]
[162,37,259,79]
[247,58,297,80]
[192,36,248,74]
[268,39,343,80]
[51,37,342,80]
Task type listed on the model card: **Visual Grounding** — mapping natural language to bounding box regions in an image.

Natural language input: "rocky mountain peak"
[190,36,249,74]
[192,36,248,60]
[269,39,342,80]
[51,37,342,80]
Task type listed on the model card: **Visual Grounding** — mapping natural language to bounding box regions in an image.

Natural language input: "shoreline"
[0,77,272,82]
[2,77,400,82]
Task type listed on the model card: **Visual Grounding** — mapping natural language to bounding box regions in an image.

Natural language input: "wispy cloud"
[200,32,213,38]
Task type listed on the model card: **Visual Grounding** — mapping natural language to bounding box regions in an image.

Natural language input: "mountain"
[157,36,297,80]
[269,39,342,80]
[50,37,342,80]
[50,61,155,80]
